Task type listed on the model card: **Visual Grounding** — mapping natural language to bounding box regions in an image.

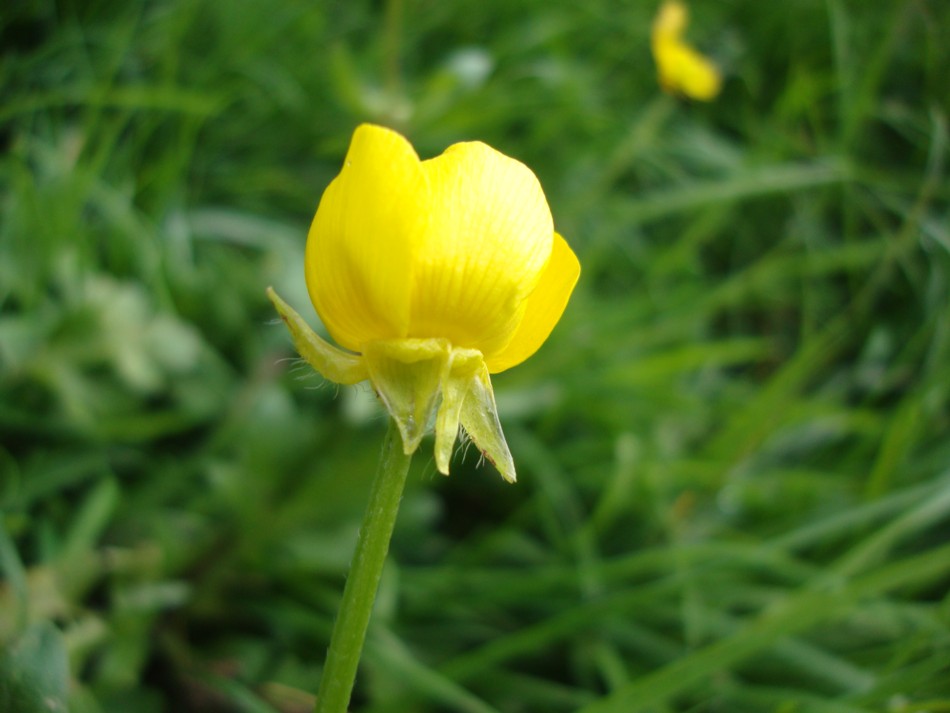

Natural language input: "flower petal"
[410,141,554,357]
[652,0,688,41]
[652,0,721,101]
[306,124,427,352]
[485,233,580,374]
[656,41,721,100]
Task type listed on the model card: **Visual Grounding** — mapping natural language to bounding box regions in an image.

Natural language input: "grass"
[2,0,949,711]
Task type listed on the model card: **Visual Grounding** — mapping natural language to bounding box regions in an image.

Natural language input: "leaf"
[0,622,70,713]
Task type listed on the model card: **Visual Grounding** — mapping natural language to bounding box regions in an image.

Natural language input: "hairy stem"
[315,419,412,713]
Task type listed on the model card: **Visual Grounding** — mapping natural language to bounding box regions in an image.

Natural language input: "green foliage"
[2,0,949,711]
[0,622,70,713]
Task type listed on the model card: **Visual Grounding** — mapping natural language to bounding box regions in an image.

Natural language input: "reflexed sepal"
[362,341,515,482]
[267,287,368,385]
[459,362,516,483]
[434,348,483,475]
[363,339,451,455]
[268,288,517,483]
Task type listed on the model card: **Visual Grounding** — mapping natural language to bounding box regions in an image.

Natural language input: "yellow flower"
[268,124,580,483]
[651,0,721,101]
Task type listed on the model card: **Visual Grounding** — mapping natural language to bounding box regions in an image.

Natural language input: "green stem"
[315,419,412,713]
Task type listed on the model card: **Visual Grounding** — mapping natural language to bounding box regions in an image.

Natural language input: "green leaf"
[0,622,70,713]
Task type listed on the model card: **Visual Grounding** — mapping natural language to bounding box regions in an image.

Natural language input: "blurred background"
[2,0,949,711]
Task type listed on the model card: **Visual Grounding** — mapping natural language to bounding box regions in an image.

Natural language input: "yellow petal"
[657,41,721,101]
[409,141,554,357]
[651,1,721,102]
[652,0,687,41]
[485,233,580,374]
[305,124,428,352]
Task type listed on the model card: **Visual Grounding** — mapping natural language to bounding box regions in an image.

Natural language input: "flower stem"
[315,419,412,713]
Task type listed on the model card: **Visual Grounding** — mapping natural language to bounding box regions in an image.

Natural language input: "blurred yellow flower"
[651,0,721,101]
[268,124,580,483]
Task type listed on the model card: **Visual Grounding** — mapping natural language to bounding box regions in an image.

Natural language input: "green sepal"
[267,287,368,385]
[266,289,517,482]
[363,339,450,455]
[434,348,482,475]
[459,362,516,483]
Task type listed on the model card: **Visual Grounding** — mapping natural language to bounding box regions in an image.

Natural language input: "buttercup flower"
[651,0,721,101]
[268,124,579,483]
